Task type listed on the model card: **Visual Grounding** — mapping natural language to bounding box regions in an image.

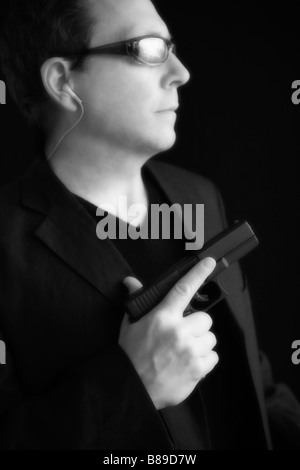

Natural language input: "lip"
[156,105,179,113]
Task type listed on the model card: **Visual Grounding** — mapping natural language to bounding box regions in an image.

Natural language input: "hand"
[119,257,219,410]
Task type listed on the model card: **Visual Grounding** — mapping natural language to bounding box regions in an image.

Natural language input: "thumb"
[123,276,143,294]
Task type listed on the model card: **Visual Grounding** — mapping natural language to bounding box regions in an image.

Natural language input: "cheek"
[84,64,159,121]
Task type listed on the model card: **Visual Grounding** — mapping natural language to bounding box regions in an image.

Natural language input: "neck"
[47,138,154,225]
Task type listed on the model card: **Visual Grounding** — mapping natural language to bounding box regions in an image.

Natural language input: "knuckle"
[191,357,204,380]
[154,311,169,330]
[211,350,219,366]
[153,306,177,327]
[174,282,191,298]
[195,312,213,329]
[207,331,217,348]
[203,312,213,329]
[190,351,220,380]
[201,351,219,375]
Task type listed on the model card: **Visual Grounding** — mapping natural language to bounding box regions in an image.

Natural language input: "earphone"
[46,83,84,161]
[63,84,83,104]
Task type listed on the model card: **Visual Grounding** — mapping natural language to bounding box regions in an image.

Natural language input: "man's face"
[76,0,190,156]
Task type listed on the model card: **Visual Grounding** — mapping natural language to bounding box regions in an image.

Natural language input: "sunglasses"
[62,35,176,66]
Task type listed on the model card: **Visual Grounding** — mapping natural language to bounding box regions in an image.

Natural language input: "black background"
[0,2,300,398]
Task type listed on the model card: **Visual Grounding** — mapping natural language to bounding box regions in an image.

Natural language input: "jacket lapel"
[21,158,134,312]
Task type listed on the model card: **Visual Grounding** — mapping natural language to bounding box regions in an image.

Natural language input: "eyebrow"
[128,30,173,41]
[149,31,173,40]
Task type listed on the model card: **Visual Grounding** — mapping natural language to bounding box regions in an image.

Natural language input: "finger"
[192,350,219,381]
[191,331,217,356]
[183,312,213,336]
[161,257,216,315]
[123,276,143,294]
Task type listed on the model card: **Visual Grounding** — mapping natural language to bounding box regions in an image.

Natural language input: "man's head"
[0,0,95,129]
[1,0,190,158]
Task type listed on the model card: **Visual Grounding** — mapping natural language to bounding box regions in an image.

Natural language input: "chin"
[153,130,177,153]
[134,128,177,156]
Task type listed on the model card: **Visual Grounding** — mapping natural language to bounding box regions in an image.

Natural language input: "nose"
[163,53,191,89]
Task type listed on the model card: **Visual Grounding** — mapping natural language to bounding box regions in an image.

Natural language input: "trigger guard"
[216,277,230,296]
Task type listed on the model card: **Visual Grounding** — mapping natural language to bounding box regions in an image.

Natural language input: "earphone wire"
[47,99,84,161]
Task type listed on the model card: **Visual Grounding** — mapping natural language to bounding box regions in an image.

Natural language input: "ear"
[40,58,78,112]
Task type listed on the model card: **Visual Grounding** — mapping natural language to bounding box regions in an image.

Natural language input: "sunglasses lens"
[135,38,169,64]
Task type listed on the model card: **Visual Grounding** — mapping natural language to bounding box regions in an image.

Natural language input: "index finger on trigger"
[161,257,216,314]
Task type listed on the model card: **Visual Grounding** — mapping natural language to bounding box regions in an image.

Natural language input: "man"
[0,0,300,450]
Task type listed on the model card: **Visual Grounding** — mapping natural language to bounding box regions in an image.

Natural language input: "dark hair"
[0,0,95,129]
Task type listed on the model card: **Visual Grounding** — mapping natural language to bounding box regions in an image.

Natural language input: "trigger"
[194,290,209,302]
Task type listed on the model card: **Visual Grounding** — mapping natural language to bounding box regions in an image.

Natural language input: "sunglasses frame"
[61,35,176,66]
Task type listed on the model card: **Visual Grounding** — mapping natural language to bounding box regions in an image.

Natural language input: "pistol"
[124,221,258,323]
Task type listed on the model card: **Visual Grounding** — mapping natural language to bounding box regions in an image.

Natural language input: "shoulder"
[0,173,23,226]
[0,163,40,240]
[145,159,229,239]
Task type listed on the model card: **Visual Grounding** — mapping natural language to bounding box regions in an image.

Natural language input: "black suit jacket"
[0,157,297,449]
